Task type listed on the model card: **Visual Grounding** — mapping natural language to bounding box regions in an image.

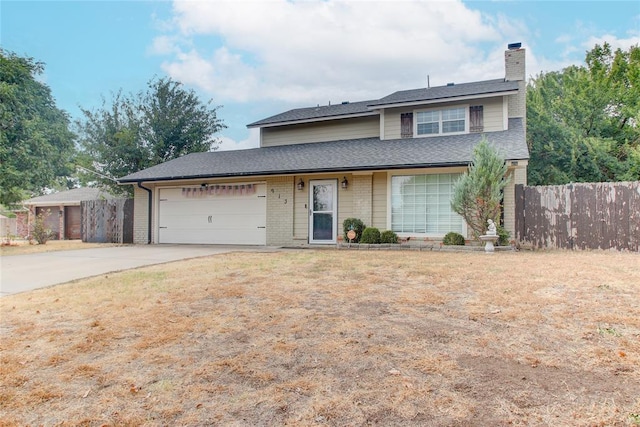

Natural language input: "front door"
[309,180,337,244]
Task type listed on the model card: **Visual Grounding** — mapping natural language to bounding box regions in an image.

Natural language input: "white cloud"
[160,47,259,100]
[147,35,181,55]
[217,128,260,151]
[583,34,640,52]
[155,0,507,105]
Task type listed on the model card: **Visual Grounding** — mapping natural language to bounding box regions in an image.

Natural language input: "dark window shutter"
[470,106,483,133]
[401,113,413,138]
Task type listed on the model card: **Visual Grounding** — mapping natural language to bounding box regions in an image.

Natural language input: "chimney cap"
[508,42,522,50]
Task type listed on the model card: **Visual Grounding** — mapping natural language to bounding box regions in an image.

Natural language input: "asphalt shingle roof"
[247,79,519,127]
[23,187,116,204]
[369,79,519,107]
[118,118,527,183]
[247,100,376,127]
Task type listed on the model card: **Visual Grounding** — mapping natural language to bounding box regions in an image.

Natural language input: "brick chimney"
[505,43,526,123]
[505,42,525,81]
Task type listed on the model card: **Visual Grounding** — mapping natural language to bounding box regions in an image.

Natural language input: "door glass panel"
[313,184,333,211]
[313,213,333,240]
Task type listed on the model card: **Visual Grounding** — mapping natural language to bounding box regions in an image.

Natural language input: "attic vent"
[508,42,522,50]
[341,101,349,105]
[446,82,455,86]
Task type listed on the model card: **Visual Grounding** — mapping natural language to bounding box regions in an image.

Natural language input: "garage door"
[157,184,266,245]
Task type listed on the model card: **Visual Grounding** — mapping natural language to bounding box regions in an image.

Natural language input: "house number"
[272,191,287,204]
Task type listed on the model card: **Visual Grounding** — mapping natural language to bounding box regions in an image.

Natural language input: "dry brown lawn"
[1,250,639,426]
[0,240,120,257]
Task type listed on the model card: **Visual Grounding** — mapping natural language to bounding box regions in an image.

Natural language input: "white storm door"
[309,180,337,244]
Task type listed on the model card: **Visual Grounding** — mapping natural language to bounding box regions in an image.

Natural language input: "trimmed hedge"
[443,231,466,246]
[360,227,381,244]
[343,218,366,243]
[380,230,399,244]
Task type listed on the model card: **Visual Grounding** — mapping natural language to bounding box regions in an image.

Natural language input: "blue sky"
[2,0,639,151]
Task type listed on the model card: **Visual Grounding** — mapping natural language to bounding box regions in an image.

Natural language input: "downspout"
[137,181,152,244]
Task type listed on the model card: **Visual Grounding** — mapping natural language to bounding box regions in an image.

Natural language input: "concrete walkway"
[0,245,279,297]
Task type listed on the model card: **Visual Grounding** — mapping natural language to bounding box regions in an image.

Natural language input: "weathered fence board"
[516,181,640,251]
[81,199,133,244]
[0,216,17,238]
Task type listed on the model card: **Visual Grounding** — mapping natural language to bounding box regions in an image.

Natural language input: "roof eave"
[118,161,489,185]
[22,201,83,207]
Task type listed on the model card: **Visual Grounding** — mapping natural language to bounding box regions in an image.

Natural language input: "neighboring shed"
[18,188,116,240]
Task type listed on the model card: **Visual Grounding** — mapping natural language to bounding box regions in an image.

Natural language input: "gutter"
[117,162,481,185]
[136,182,152,244]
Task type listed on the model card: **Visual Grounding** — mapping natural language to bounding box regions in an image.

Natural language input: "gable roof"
[119,118,527,184]
[247,79,519,127]
[22,187,117,205]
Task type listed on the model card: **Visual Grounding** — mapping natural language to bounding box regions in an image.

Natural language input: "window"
[415,107,467,136]
[390,173,465,235]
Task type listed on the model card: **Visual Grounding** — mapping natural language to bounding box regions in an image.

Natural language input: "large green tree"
[527,43,640,185]
[0,49,76,206]
[76,77,226,195]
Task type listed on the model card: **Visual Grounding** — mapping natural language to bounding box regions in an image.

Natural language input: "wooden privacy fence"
[81,199,133,244]
[515,182,640,251]
[0,216,17,238]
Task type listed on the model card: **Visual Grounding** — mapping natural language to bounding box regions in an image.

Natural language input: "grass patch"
[1,250,639,425]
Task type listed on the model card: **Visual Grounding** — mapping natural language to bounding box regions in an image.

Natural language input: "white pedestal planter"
[479,234,499,253]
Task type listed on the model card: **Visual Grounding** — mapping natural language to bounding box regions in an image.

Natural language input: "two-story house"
[118,43,529,246]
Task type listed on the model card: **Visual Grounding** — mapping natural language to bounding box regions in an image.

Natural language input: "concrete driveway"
[0,245,279,297]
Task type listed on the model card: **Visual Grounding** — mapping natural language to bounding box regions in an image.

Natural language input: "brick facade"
[503,164,528,238]
[505,47,526,125]
[133,186,150,244]
[266,176,295,246]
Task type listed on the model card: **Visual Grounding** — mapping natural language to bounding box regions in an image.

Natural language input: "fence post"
[515,184,525,244]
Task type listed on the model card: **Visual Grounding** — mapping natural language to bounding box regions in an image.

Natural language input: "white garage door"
[157,184,266,245]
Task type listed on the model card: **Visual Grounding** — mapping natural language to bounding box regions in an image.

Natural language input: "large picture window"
[390,173,465,235]
[415,107,466,136]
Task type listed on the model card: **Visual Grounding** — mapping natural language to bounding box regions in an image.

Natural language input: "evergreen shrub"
[443,231,466,246]
[360,227,381,244]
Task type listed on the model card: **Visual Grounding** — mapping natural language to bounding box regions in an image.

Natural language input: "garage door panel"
[157,184,266,245]
[159,228,265,245]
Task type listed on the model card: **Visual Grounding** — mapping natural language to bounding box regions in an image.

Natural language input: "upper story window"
[415,107,467,136]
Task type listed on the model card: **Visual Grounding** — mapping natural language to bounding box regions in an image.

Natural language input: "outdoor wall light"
[59,210,64,217]
[341,177,349,189]
[297,179,305,190]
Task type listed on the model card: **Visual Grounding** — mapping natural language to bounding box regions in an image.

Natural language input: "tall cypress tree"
[451,137,510,238]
